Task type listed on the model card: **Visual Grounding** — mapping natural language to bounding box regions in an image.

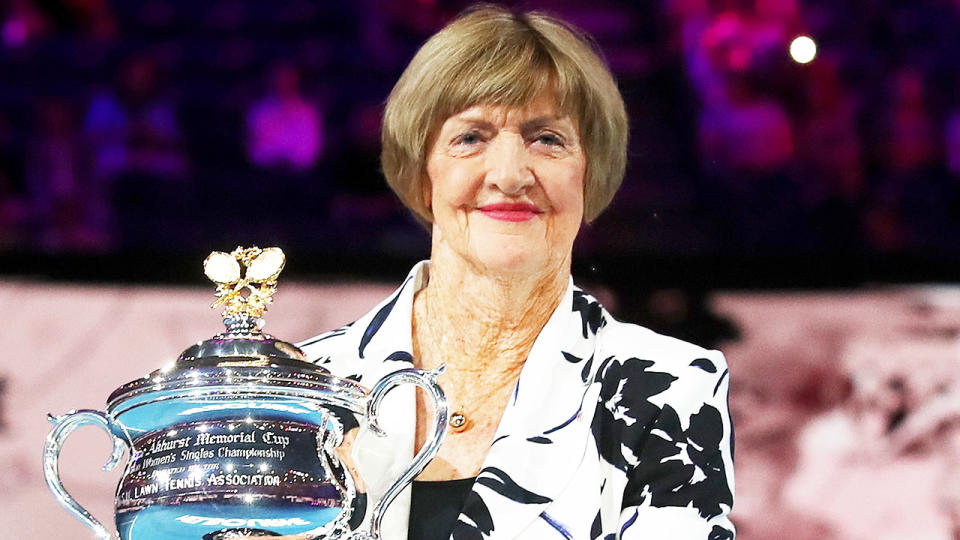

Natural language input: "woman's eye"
[536,133,564,146]
[454,132,482,145]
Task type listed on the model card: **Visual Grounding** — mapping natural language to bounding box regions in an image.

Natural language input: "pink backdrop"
[1,280,958,539]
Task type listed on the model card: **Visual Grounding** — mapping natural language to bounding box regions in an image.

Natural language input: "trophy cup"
[43,247,449,539]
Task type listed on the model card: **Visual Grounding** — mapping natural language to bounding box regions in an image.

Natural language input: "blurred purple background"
[1,0,959,286]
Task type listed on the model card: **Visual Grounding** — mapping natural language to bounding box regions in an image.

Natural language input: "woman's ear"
[421,175,432,210]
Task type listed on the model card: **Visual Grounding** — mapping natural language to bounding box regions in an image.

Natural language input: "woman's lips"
[478,203,541,222]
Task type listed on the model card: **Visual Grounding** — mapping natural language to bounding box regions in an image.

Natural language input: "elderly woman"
[300,5,734,539]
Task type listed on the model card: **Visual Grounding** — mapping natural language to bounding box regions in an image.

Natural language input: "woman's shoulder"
[296,322,359,367]
[293,293,386,376]
[598,316,727,365]
[295,269,422,378]
[593,312,729,393]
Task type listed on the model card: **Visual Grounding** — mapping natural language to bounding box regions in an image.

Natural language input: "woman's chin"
[471,246,547,276]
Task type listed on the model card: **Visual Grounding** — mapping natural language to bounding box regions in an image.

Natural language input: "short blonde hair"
[381,4,628,224]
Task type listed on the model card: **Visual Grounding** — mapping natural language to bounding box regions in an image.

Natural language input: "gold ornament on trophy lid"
[203,246,286,333]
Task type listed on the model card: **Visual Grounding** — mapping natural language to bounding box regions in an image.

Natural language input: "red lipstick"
[479,202,541,222]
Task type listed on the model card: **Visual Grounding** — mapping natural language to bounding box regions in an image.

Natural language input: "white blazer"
[298,262,735,539]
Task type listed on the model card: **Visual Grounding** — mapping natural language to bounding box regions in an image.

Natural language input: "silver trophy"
[43,247,449,539]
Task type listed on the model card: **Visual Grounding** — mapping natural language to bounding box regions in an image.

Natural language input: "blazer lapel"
[454,285,605,539]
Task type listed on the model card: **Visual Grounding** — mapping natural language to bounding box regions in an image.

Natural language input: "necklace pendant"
[449,412,468,432]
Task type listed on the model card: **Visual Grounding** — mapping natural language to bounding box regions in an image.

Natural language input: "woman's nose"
[484,134,534,194]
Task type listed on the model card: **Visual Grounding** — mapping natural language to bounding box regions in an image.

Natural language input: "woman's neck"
[413,242,571,375]
[410,242,571,478]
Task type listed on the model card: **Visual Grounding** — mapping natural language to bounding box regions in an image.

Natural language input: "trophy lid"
[107,247,365,412]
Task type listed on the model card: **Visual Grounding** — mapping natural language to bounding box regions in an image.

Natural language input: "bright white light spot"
[258,463,269,472]
[197,424,208,433]
[155,471,171,484]
[790,35,816,64]
[167,430,177,437]
[245,417,254,424]
[225,463,234,472]
[243,494,254,504]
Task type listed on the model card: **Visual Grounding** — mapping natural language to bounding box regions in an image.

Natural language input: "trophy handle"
[358,366,448,540]
[44,409,127,540]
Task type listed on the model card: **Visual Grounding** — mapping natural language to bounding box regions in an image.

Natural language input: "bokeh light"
[790,35,817,63]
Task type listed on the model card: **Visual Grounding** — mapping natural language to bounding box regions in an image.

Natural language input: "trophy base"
[117,504,343,539]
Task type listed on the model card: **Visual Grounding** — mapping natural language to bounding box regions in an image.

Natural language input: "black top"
[408,477,476,540]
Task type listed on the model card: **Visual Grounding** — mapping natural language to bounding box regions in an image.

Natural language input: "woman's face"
[425,95,586,276]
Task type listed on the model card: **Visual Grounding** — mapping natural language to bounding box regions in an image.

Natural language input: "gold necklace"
[449,410,469,432]
[437,358,525,435]
[444,381,514,433]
